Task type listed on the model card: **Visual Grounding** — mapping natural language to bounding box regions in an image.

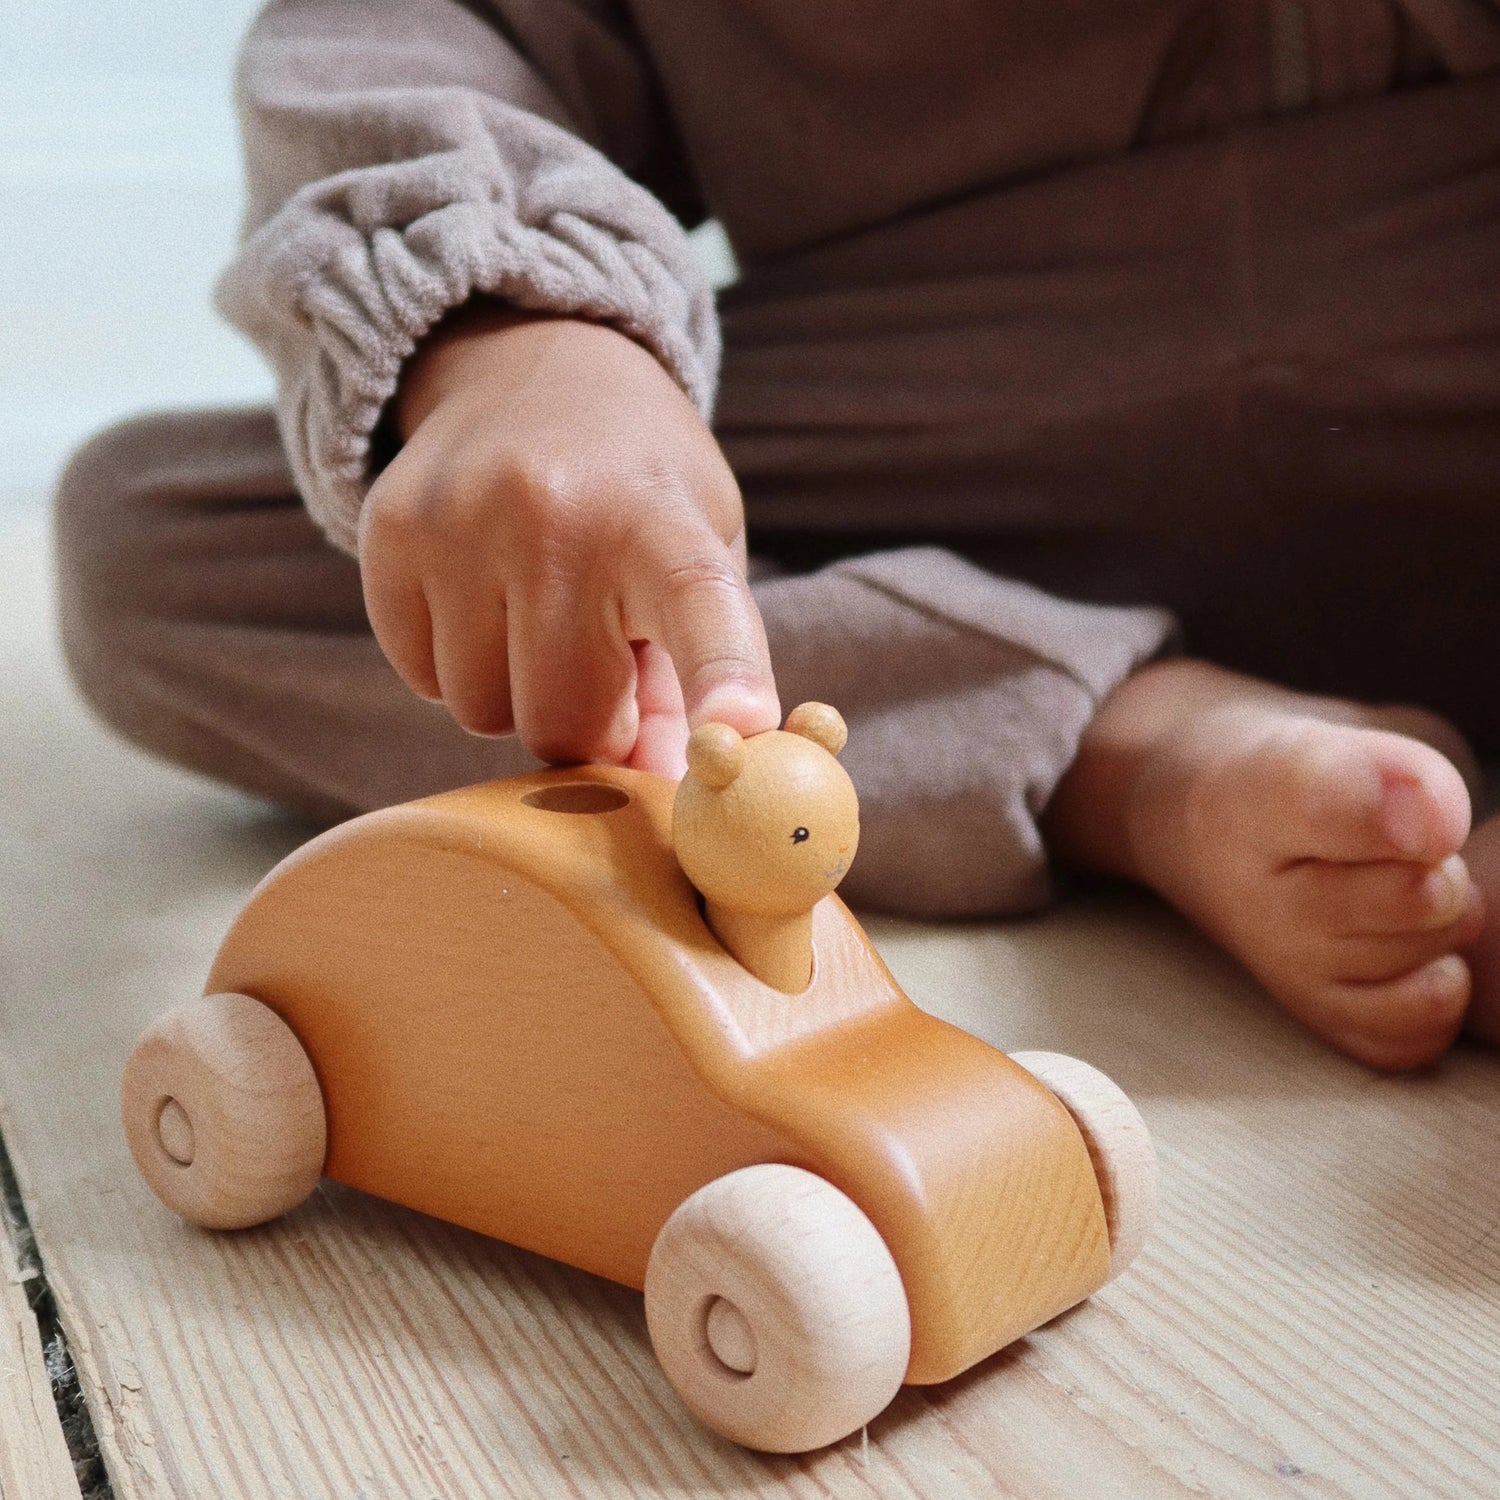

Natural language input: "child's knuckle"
[501,455,584,521]
[662,555,746,603]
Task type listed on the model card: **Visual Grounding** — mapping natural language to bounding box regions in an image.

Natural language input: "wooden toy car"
[122,703,1157,1453]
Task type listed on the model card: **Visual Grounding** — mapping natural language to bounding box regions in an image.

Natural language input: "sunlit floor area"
[4,493,1499,1499]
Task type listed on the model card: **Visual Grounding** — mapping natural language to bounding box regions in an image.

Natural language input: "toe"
[1243,725,1471,865]
[1323,881,1483,983]
[1283,853,1476,937]
[1380,767,1471,863]
[1269,872,1483,987]
[1295,954,1471,1072]
[1460,815,1500,1045]
[1370,703,1484,802]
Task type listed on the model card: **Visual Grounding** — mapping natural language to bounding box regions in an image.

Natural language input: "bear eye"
[791,827,810,844]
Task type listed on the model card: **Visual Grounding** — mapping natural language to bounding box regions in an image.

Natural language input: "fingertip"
[643,545,780,738]
[448,695,514,736]
[688,681,782,738]
[546,706,641,768]
[629,730,690,780]
[389,640,444,704]
[513,676,638,766]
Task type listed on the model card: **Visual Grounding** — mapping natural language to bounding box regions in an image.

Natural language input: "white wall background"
[0,1,738,505]
[0,0,274,502]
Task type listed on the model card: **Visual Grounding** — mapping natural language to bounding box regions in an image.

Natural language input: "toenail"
[1383,780,1435,859]
[1423,855,1468,923]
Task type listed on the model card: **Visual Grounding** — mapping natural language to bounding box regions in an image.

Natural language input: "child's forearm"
[215,0,719,558]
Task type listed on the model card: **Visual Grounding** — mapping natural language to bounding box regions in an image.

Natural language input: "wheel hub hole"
[157,1098,196,1165]
[704,1296,757,1376]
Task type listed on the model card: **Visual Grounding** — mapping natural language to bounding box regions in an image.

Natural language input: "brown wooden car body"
[204,765,1112,1386]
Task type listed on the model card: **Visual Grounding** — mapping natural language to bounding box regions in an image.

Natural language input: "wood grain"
[7,502,1500,1497]
[0,1164,80,1500]
[122,992,327,1230]
[644,1163,911,1451]
[195,773,1109,1387]
[1008,1050,1159,1279]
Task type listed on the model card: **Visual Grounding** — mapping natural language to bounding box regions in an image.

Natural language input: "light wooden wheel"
[644,1163,910,1453]
[122,993,326,1230]
[1010,1051,1158,1279]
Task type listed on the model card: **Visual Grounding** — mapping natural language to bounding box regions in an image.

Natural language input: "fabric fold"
[215,0,718,556]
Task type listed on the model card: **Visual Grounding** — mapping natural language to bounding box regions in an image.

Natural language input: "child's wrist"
[393,299,550,441]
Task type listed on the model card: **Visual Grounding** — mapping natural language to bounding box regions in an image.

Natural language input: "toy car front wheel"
[644,1163,911,1453]
[1010,1050,1158,1279]
[121,992,326,1230]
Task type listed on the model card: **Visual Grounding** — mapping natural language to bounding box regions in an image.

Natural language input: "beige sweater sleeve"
[214,0,718,555]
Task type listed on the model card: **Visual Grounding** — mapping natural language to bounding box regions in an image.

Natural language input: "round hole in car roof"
[521,783,631,814]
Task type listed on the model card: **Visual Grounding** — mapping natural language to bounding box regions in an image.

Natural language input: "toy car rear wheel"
[644,1163,910,1453]
[1010,1050,1158,1279]
[121,992,326,1230]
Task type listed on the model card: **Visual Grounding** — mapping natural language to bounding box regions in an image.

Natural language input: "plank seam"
[0,1127,115,1500]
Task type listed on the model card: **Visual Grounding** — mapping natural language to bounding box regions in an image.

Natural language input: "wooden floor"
[4,498,1500,1499]
[2,1190,77,1498]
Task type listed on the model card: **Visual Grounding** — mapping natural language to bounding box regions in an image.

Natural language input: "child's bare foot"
[1045,660,1482,1071]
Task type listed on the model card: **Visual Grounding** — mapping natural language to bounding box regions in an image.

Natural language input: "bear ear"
[784,702,848,756]
[686,723,746,789]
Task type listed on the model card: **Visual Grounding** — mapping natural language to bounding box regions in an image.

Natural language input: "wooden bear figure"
[673,701,858,993]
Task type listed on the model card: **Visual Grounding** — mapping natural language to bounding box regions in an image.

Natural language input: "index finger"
[627,535,781,736]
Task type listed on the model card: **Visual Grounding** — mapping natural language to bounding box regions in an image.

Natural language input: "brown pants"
[720,72,1500,736]
[53,407,1170,918]
[54,75,1500,918]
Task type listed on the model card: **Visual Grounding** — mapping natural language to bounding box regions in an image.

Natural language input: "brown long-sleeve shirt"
[216,0,1500,553]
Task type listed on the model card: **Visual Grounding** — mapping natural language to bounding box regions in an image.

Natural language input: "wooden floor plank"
[0,1160,81,1500]
[6,500,1500,1498]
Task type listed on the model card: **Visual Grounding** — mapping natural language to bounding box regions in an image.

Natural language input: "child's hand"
[359,305,780,777]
